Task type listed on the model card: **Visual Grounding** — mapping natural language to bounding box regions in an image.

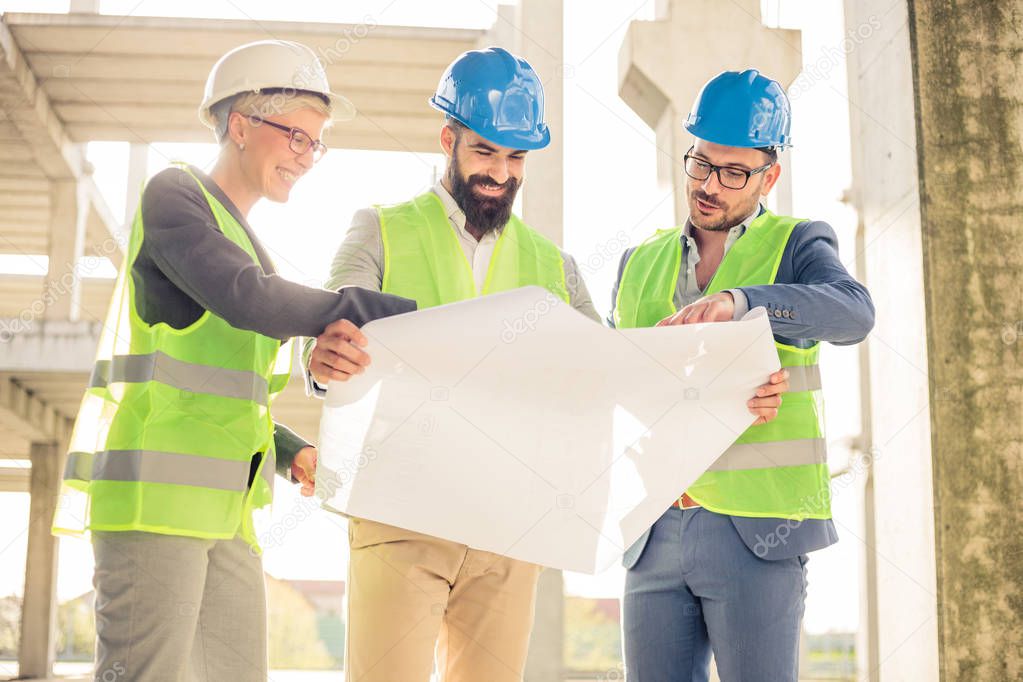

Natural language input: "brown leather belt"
[671,492,700,509]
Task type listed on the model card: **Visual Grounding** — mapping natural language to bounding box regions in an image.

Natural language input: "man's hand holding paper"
[314,287,783,573]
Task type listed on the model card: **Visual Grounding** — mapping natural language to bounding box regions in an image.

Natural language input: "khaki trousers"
[345,518,543,682]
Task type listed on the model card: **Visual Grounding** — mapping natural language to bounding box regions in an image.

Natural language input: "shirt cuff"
[728,288,750,320]
[304,369,328,398]
[273,423,311,482]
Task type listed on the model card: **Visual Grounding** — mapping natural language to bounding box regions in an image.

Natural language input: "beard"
[448,152,520,234]
[688,187,759,232]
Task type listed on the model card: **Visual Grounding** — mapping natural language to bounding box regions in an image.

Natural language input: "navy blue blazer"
[610,215,875,567]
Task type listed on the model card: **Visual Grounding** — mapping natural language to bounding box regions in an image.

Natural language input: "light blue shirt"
[674,206,760,318]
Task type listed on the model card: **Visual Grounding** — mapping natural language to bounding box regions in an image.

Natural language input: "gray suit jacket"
[613,216,874,566]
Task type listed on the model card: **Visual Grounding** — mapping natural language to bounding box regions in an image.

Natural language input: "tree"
[0,595,21,658]
[56,593,95,659]
[564,597,623,672]
[266,577,337,669]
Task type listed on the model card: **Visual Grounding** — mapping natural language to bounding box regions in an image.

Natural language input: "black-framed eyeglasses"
[249,116,328,162]
[682,147,773,190]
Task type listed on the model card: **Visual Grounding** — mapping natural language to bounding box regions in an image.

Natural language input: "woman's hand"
[291,446,317,497]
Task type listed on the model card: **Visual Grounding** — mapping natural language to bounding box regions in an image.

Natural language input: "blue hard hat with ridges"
[684,69,792,149]
[429,46,551,150]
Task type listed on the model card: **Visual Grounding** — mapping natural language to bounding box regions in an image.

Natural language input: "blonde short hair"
[214,91,332,144]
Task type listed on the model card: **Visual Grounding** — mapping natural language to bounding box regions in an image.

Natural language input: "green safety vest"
[54,165,292,550]
[615,209,830,520]
[377,191,569,307]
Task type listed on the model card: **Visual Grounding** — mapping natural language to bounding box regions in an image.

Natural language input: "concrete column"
[524,568,563,682]
[617,0,801,225]
[68,0,101,12]
[846,0,1023,676]
[478,4,517,52]
[905,0,1023,675]
[843,0,940,677]
[852,191,880,680]
[772,147,794,217]
[124,142,149,228]
[18,441,61,679]
[515,2,566,679]
[857,460,881,681]
[516,0,564,246]
[43,180,89,320]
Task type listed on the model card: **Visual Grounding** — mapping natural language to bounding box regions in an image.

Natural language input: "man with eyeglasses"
[610,69,875,681]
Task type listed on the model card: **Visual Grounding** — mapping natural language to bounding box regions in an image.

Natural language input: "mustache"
[691,189,723,208]
[466,174,518,193]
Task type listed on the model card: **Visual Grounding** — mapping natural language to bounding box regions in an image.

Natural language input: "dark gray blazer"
[137,165,416,477]
[610,215,875,566]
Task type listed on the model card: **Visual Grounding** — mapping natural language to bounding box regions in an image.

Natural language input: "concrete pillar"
[852,190,881,680]
[905,0,1023,676]
[43,180,89,320]
[124,143,149,228]
[836,0,1023,678]
[857,460,881,681]
[18,441,61,679]
[68,0,100,12]
[617,0,801,225]
[513,2,565,679]
[843,0,940,677]
[516,0,564,246]
[772,147,794,217]
[524,568,563,682]
[478,4,517,52]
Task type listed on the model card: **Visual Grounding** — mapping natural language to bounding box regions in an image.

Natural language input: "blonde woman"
[58,41,414,681]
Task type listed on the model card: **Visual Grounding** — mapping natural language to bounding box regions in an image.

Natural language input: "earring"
[239,143,246,151]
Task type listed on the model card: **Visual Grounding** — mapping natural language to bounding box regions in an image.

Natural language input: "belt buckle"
[672,492,699,509]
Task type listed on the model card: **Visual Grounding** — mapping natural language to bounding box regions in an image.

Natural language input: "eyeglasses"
[249,116,328,162]
[682,147,773,190]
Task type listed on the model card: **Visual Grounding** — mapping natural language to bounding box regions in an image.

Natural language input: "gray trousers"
[623,507,808,682]
[91,531,267,682]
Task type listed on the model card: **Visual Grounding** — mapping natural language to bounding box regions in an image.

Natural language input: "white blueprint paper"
[316,286,779,573]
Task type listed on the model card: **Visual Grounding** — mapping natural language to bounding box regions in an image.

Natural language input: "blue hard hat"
[429,46,551,150]
[684,69,792,149]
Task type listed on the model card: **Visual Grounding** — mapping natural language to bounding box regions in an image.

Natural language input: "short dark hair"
[446,116,468,139]
[756,146,779,164]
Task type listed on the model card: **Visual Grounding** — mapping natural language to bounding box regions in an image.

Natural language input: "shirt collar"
[432,180,466,231]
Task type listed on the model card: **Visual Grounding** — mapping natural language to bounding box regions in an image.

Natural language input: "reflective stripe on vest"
[784,364,821,393]
[615,209,831,520]
[706,438,827,471]
[377,191,569,309]
[89,352,271,405]
[64,449,274,493]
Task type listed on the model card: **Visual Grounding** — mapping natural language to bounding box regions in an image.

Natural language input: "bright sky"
[0,0,867,634]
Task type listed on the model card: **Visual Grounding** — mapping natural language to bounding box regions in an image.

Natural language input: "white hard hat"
[198,40,356,130]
